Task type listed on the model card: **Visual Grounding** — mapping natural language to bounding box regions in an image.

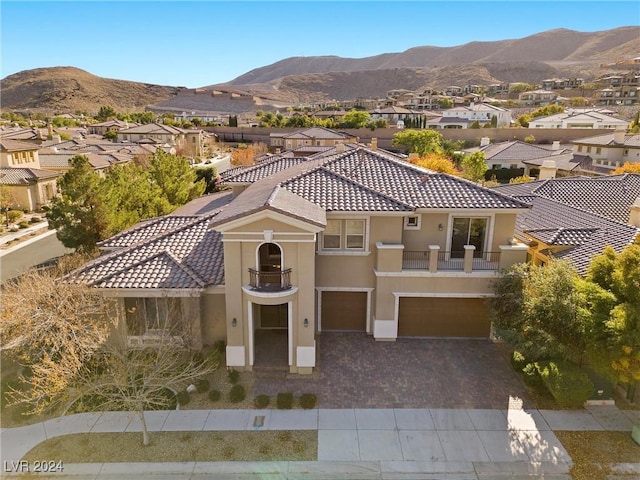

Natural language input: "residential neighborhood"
[1,7,639,479]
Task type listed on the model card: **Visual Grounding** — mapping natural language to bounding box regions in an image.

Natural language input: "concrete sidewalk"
[1,406,638,479]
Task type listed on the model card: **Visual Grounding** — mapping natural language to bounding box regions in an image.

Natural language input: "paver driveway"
[254,332,532,409]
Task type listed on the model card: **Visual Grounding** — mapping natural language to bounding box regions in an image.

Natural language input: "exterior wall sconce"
[232,318,237,327]
[304,318,309,327]
[438,223,443,231]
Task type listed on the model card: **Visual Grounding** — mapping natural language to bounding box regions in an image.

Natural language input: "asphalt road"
[0,231,74,282]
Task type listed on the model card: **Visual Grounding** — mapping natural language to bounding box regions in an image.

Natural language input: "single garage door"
[321,291,367,331]
[398,297,489,337]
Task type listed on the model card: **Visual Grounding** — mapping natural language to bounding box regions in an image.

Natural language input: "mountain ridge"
[1,26,638,113]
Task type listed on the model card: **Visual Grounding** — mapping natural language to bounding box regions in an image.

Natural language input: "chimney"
[551,141,560,150]
[614,130,626,144]
[480,137,491,147]
[370,138,378,151]
[538,159,557,180]
[54,134,62,144]
[275,148,281,155]
[630,197,640,228]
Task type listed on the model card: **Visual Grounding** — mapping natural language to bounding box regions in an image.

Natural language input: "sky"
[1,1,638,88]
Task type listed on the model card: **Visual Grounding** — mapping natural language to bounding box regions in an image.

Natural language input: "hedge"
[537,360,594,408]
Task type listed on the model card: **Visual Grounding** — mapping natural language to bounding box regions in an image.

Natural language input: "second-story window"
[322,219,366,251]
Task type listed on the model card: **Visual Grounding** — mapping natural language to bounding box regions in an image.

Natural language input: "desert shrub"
[195,378,210,393]
[29,216,41,223]
[299,393,317,409]
[228,368,240,385]
[229,384,246,403]
[254,394,270,409]
[524,135,536,144]
[7,210,23,223]
[208,389,221,402]
[277,392,294,410]
[18,221,29,229]
[176,390,191,406]
[537,360,594,408]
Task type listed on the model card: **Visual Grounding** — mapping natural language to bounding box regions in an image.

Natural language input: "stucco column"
[429,245,440,272]
[464,245,475,273]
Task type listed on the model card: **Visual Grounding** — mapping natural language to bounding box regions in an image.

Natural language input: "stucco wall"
[201,293,227,345]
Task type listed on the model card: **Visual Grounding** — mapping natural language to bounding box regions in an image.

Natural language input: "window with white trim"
[403,215,421,230]
[321,219,366,251]
[124,297,181,335]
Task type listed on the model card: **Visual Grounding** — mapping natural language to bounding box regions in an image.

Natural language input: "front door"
[259,303,288,328]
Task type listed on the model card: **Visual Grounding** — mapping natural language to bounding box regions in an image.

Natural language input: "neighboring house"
[541,78,584,90]
[269,127,358,153]
[528,110,629,130]
[572,131,640,170]
[0,139,60,211]
[88,120,133,136]
[117,123,205,157]
[468,139,573,171]
[369,106,419,125]
[518,90,558,106]
[493,174,640,274]
[425,103,512,129]
[70,141,532,374]
[594,71,640,106]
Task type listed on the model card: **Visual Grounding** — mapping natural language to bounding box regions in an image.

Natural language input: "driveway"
[254,332,532,409]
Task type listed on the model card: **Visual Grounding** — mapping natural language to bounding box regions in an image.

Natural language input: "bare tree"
[1,261,220,445]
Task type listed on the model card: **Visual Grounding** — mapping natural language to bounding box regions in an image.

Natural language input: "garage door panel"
[398,297,489,337]
[321,291,367,331]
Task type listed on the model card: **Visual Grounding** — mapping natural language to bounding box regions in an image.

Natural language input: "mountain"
[224,27,639,85]
[1,27,638,113]
[0,67,183,114]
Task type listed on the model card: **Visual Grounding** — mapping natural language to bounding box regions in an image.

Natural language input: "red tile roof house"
[69,143,534,374]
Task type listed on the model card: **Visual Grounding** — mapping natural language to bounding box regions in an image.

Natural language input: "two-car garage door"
[397,297,490,337]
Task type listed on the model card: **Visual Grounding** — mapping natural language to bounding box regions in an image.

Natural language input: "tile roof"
[0,167,60,184]
[222,147,530,212]
[478,141,571,161]
[497,174,640,224]
[220,157,310,183]
[511,195,639,274]
[494,176,640,275]
[69,212,225,289]
[573,133,640,147]
[0,139,40,152]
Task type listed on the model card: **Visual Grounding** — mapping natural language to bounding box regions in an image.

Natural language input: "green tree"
[490,260,591,363]
[438,98,453,109]
[95,106,117,122]
[193,166,219,194]
[586,245,640,386]
[340,110,370,128]
[101,162,171,233]
[460,151,488,182]
[148,150,205,207]
[46,155,110,251]
[392,129,444,156]
[469,120,481,129]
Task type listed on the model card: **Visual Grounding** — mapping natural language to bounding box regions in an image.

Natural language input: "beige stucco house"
[116,123,205,157]
[0,139,60,211]
[70,142,532,374]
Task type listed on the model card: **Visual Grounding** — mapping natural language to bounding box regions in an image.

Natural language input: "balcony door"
[259,243,282,273]
[451,218,487,258]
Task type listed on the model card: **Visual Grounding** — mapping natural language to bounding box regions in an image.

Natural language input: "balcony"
[248,268,292,292]
[377,242,528,274]
[402,249,501,271]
